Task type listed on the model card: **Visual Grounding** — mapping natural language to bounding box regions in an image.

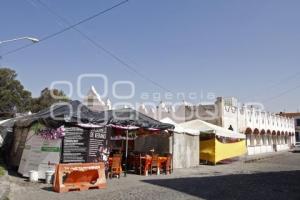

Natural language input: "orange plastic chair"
[162,154,172,175]
[150,154,159,175]
[109,156,122,178]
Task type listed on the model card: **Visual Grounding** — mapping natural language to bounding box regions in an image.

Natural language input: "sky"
[1,0,300,112]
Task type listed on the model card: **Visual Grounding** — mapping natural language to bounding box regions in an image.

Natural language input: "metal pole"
[124,129,129,177]
[0,37,39,45]
[172,132,174,173]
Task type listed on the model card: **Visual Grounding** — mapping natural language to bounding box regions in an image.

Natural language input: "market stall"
[159,118,200,169]
[97,108,174,176]
[179,119,246,165]
[8,101,109,179]
[5,102,174,180]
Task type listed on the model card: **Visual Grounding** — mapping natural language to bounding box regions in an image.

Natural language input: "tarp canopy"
[13,101,174,130]
[160,117,199,136]
[97,108,174,130]
[0,118,17,148]
[179,119,246,139]
[14,100,106,128]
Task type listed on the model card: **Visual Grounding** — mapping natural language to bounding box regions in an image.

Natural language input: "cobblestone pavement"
[4,151,300,200]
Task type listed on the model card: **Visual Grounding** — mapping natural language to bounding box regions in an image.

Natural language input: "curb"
[243,151,288,163]
[244,156,274,163]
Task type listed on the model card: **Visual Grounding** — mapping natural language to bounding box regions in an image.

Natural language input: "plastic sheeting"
[160,117,199,136]
[179,119,246,139]
[97,108,174,130]
[14,100,106,128]
[200,138,246,164]
[0,118,16,148]
[14,101,174,130]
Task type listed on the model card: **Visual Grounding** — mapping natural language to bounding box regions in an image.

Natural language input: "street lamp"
[0,36,39,45]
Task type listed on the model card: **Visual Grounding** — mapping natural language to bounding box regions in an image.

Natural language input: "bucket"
[29,170,39,182]
[45,170,55,184]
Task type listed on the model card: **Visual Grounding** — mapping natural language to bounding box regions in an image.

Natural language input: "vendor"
[96,145,110,178]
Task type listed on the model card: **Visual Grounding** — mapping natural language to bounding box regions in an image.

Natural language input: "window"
[296,132,300,142]
[87,97,94,106]
[296,119,300,127]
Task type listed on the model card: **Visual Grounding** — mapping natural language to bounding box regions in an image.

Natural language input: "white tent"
[179,119,246,139]
[158,118,200,169]
[160,117,199,136]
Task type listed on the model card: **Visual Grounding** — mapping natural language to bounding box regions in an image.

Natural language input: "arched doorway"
[260,129,267,145]
[245,128,253,146]
[254,128,260,146]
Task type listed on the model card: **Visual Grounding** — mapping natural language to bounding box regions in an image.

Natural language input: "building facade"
[279,112,300,143]
[84,86,112,111]
[83,88,296,156]
[181,97,296,155]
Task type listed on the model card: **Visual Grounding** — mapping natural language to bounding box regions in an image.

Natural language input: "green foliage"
[30,88,69,113]
[0,166,5,177]
[0,68,32,113]
[0,68,69,116]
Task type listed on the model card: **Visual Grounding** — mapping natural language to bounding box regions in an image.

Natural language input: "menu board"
[62,127,88,163]
[62,126,109,163]
[87,127,108,162]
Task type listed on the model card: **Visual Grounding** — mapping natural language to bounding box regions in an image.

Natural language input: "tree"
[0,68,32,114]
[31,88,69,113]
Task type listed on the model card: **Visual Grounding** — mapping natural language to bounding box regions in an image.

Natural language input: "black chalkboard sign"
[61,126,88,163]
[87,127,108,162]
[61,126,109,163]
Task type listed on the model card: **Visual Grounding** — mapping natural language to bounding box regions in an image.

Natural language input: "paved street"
[4,151,300,200]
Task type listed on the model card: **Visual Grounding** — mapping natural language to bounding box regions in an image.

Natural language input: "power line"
[30,0,176,94]
[262,82,300,103]
[0,0,129,57]
[241,71,300,102]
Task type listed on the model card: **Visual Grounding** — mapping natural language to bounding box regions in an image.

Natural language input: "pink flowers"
[38,126,65,140]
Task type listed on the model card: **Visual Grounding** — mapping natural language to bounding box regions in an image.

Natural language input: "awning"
[160,118,200,136]
[14,100,107,128]
[13,101,174,131]
[108,124,140,130]
[77,123,105,128]
[179,119,246,139]
[99,108,174,130]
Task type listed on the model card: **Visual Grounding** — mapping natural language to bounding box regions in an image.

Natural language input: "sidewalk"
[0,175,10,200]
[0,162,9,200]
[241,150,289,163]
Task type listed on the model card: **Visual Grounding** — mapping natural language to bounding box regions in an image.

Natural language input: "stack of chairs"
[162,153,173,175]
[150,154,159,175]
[108,154,122,179]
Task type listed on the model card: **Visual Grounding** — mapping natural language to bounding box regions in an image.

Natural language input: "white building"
[180,97,296,155]
[83,88,296,156]
[279,112,300,143]
[83,86,110,111]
